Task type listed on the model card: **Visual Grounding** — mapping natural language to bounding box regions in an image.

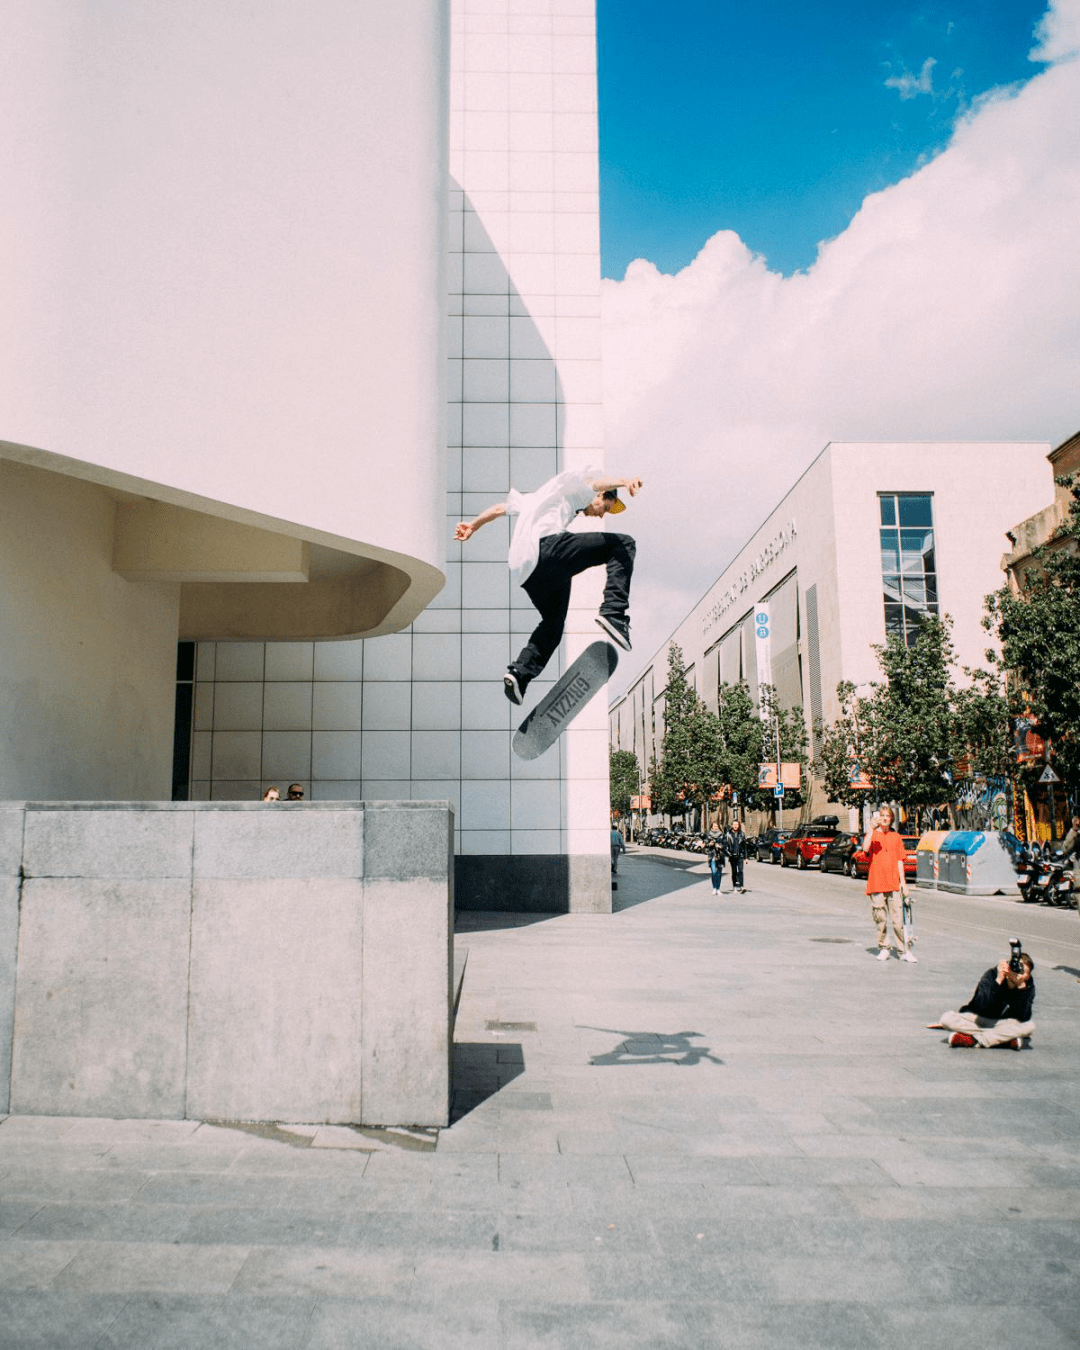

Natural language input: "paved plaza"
[1,848,1078,1348]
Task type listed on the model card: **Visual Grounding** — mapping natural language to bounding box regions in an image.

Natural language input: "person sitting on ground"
[928,953,1035,1049]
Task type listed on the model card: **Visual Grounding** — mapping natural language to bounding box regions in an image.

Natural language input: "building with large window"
[2,0,612,913]
[609,441,1051,821]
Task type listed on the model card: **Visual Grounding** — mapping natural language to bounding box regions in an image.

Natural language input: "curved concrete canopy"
[2,441,444,640]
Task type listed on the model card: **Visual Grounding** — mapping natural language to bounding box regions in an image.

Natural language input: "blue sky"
[597,0,1050,278]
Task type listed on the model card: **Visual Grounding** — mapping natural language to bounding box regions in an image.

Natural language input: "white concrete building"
[609,442,1052,817]
[2,0,610,911]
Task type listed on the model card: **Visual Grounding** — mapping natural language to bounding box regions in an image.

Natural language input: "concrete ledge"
[1,801,453,1126]
[23,809,195,879]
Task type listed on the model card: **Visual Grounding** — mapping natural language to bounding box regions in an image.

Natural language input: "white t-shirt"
[505,466,599,587]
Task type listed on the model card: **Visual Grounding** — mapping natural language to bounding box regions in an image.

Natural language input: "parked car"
[819,832,859,875]
[850,834,920,881]
[755,828,793,864]
[779,817,841,869]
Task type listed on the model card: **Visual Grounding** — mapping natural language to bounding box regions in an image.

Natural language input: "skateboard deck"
[902,892,916,947]
[512,640,619,760]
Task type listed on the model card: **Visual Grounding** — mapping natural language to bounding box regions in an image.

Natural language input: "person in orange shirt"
[863,807,914,962]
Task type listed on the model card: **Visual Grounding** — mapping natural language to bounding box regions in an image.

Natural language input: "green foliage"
[813,615,1016,825]
[752,683,810,812]
[652,644,724,820]
[866,614,956,809]
[609,749,640,817]
[984,475,1080,792]
[714,680,764,808]
[812,680,879,809]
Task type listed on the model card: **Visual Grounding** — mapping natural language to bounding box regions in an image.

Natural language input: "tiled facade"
[187,0,611,910]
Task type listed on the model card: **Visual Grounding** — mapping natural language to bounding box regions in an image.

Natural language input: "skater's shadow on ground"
[449,1041,526,1123]
[1054,965,1080,979]
[580,1026,724,1067]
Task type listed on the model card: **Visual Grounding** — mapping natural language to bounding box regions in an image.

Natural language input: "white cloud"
[885,55,937,99]
[602,0,1080,691]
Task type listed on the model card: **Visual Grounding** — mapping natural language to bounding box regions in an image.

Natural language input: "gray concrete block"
[361,878,452,1127]
[0,877,18,1114]
[186,880,365,1123]
[363,802,452,880]
[569,853,613,914]
[192,809,364,879]
[10,879,191,1118]
[22,810,194,879]
[0,807,24,876]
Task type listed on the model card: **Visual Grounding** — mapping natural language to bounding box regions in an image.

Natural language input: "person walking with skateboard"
[455,466,642,705]
[863,807,915,962]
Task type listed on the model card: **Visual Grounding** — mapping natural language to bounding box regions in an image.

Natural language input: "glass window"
[879,530,900,572]
[897,495,933,527]
[877,493,938,645]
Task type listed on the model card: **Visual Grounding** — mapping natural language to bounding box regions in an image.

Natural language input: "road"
[633,845,1080,972]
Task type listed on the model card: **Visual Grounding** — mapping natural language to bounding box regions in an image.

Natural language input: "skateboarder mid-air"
[454,467,643,704]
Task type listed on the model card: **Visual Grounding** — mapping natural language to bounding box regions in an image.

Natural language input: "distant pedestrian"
[610,825,625,875]
[724,819,747,893]
[863,807,914,962]
[708,836,725,894]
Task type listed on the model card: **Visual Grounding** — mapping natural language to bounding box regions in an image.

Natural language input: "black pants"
[512,531,635,682]
[729,856,744,888]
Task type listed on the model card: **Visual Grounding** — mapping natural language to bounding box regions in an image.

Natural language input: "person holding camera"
[928,945,1035,1049]
[863,806,914,962]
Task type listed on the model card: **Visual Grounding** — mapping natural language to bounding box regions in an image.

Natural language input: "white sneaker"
[901,950,918,963]
[876,948,891,961]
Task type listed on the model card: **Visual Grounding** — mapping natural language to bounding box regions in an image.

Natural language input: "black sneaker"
[596,613,631,651]
[503,670,525,705]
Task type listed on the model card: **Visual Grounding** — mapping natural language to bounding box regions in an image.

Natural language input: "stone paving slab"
[1,850,1078,1348]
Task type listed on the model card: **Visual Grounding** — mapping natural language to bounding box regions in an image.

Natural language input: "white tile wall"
[190,0,609,884]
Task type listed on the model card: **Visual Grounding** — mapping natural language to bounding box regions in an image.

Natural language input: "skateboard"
[902,890,916,947]
[512,640,619,760]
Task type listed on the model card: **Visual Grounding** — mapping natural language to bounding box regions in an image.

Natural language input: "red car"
[779,817,841,869]
[850,835,919,881]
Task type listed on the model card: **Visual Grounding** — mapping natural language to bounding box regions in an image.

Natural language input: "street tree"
[984,475,1080,796]
[812,679,880,811]
[653,644,724,825]
[714,680,763,816]
[609,748,640,818]
[752,683,810,815]
[862,615,956,823]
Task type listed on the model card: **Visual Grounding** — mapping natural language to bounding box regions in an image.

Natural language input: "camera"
[1009,938,1024,974]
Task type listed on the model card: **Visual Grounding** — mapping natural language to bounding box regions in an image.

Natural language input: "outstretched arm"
[455,502,507,541]
[587,475,643,497]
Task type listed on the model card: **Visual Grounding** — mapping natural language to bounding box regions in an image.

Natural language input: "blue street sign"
[774,785,785,798]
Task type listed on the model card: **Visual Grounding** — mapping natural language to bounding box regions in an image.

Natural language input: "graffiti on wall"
[954,776,1011,832]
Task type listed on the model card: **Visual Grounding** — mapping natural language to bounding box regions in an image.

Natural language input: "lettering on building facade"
[701,519,797,637]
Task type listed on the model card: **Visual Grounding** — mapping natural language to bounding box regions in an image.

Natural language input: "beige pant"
[869,891,907,951]
[939,1010,1035,1048]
